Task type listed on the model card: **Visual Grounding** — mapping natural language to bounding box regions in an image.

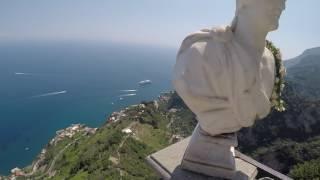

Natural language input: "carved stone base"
[146,136,258,180]
[181,124,239,179]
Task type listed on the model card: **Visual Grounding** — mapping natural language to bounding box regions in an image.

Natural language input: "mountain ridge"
[284,47,320,100]
[285,46,320,68]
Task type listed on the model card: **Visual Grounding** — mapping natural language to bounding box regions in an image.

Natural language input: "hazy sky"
[0,0,319,59]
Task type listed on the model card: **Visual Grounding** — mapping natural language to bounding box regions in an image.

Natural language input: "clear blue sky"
[0,0,319,59]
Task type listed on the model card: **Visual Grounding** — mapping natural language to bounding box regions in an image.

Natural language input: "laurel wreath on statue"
[266,40,286,112]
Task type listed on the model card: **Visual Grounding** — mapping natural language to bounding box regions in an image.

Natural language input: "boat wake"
[31,91,67,98]
[15,72,31,75]
[119,93,136,97]
[120,90,137,92]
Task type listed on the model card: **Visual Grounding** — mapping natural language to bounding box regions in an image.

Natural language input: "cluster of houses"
[158,91,173,102]
[121,128,133,134]
[2,166,28,180]
[50,124,97,145]
[108,110,128,123]
[108,91,174,124]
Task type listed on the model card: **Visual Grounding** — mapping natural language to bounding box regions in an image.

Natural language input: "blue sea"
[0,41,176,174]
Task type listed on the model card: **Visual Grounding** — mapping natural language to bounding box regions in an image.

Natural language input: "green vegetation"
[237,82,320,175]
[289,158,320,179]
[10,95,180,180]
[44,106,163,180]
[167,92,197,137]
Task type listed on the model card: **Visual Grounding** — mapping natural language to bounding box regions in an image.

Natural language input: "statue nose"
[282,1,286,10]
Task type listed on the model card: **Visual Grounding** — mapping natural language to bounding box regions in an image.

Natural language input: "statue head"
[232,0,286,32]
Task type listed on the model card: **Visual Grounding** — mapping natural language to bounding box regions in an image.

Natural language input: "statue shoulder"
[177,26,233,58]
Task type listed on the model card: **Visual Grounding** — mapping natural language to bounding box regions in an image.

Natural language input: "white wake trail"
[120,90,137,92]
[118,93,137,97]
[15,72,31,75]
[31,91,67,98]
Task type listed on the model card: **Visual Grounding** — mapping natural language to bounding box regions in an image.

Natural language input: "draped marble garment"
[173,26,275,136]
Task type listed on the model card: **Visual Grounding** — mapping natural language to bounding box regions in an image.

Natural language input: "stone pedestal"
[146,137,258,180]
[181,125,238,178]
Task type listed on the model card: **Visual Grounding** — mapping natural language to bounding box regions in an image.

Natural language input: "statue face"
[244,0,286,31]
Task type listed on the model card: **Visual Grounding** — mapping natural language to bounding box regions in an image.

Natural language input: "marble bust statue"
[172,0,286,178]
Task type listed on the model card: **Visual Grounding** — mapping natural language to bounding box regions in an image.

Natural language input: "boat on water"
[138,80,152,86]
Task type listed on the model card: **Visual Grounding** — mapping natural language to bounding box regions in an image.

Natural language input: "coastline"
[2,124,97,179]
[1,91,174,179]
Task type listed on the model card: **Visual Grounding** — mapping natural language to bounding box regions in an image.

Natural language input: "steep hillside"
[285,47,320,100]
[238,82,320,174]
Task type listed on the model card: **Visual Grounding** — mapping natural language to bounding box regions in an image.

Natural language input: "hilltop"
[285,47,320,100]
